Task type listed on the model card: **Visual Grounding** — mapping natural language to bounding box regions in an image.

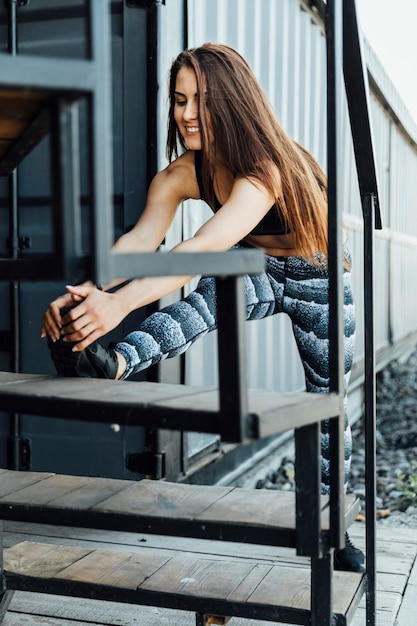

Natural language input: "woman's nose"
[183,100,198,120]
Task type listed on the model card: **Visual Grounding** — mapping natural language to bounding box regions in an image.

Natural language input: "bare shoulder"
[155,151,200,202]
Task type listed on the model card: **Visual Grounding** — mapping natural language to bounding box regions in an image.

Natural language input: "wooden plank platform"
[3,540,364,626]
[0,86,84,178]
[0,470,359,549]
[0,469,363,624]
[0,372,339,440]
[0,89,50,169]
[348,525,417,626]
[1,521,416,626]
[0,50,100,177]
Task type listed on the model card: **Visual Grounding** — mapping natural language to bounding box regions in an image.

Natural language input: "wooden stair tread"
[0,87,79,176]
[0,49,98,177]
[0,372,339,440]
[4,541,365,623]
[0,470,360,547]
[0,90,49,160]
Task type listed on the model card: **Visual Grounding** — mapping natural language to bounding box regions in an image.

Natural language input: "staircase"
[0,0,381,624]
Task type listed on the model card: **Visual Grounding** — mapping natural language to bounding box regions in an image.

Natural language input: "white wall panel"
[184,0,327,393]
[171,0,417,422]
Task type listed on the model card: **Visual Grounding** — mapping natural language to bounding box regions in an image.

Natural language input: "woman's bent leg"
[281,254,356,495]
[116,263,283,379]
[48,252,284,380]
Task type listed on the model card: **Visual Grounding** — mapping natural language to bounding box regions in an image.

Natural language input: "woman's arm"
[41,153,197,342]
[44,168,276,351]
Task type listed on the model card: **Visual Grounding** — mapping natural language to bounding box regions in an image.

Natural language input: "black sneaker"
[48,337,119,379]
[334,532,365,573]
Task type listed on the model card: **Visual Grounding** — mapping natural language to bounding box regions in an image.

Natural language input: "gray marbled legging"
[116,244,356,494]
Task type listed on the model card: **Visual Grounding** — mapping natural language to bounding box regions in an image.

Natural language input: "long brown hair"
[167,43,328,260]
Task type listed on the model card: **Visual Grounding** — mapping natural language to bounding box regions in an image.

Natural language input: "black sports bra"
[194,150,290,236]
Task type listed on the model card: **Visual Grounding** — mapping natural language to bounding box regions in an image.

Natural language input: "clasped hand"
[41,284,125,352]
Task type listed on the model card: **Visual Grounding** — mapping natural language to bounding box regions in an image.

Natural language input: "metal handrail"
[342,2,381,624]
[326,1,381,623]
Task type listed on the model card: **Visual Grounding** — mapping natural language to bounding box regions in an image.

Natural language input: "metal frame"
[216,276,249,442]
[327,0,345,555]
[342,2,381,623]
[87,0,114,285]
[313,2,381,622]
[0,521,14,621]
[364,192,377,624]
[294,0,381,621]
[0,0,114,285]
[5,0,22,473]
[50,99,84,280]
[0,0,380,623]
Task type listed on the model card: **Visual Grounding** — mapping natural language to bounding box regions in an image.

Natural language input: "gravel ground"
[349,347,417,528]
[253,347,417,529]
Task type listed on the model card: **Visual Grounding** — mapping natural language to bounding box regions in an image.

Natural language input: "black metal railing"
[313,0,382,622]
[0,0,381,624]
[340,0,382,623]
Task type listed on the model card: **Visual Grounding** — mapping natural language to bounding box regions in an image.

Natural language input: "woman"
[41,43,363,572]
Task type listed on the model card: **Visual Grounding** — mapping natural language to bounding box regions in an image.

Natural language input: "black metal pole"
[216,275,249,443]
[6,0,22,470]
[146,0,160,186]
[183,0,189,49]
[364,192,377,625]
[326,0,345,552]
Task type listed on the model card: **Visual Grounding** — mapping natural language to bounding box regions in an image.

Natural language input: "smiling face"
[173,66,204,150]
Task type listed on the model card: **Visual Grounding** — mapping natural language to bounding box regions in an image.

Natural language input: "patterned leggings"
[116,245,356,494]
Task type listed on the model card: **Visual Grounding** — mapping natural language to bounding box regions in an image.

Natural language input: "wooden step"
[0,47,100,177]
[0,89,51,172]
[4,541,365,626]
[0,84,80,178]
[0,470,360,549]
[0,372,339,441]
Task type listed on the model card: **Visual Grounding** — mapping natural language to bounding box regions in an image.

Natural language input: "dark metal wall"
[0,0,170,478]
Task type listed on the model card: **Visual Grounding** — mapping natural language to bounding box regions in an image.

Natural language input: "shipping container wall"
[366,45,417,347]
[182,0,417,424]
[184,0,328,394]
[0,0,184,477]
[2,0,417,479]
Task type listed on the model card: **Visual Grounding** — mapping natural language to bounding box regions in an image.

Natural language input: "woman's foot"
[48,337,123,379]
[334,532,365,573]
